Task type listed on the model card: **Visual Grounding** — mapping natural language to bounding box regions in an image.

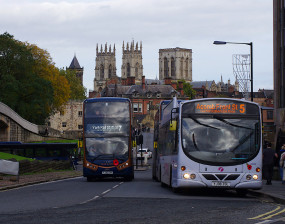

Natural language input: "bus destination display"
[86,124,123,134]
[195,102,246,114]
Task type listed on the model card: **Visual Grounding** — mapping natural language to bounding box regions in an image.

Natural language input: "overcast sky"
[0,0,273,92]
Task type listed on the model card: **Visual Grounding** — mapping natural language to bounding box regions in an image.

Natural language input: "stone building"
[159,47,192,82]
[121,41,143,85]
[67,55,84,85]
[47,101,83,132]
[94,43,117,92]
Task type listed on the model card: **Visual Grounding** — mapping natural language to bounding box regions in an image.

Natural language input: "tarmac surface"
[1,165,284,205]
[248,180,285,204]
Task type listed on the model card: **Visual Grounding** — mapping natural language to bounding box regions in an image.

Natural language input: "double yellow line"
[249,206,285,220]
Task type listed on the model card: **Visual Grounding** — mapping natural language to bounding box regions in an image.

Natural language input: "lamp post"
[213,41,253,102]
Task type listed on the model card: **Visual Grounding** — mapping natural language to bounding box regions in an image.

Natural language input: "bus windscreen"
[84,101,129,118]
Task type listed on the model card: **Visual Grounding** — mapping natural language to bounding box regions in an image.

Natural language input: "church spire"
[105,43,107,53]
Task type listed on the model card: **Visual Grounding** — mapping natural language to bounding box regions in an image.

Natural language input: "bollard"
[143,154,148,166]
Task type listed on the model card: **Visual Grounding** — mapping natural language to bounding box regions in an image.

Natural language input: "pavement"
[248,180,285,204]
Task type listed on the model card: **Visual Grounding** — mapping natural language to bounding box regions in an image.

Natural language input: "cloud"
[0,0,273,91]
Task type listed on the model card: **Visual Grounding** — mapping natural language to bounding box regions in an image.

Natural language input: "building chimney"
[164,77,172,85]
[127,77,135,86]
[121,78,127,86]
[142,76,146,90]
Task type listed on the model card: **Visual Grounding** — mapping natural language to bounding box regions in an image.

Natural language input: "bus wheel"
[124,176,133,182]
[87,177,93,182]
[236,189,247,197]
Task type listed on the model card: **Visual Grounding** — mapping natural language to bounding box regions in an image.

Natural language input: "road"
[1,168,285,223]
[1,133,285,223]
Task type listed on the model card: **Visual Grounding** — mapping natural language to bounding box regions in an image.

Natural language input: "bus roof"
[84,97,130,103]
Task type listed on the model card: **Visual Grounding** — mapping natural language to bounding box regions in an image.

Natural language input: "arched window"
[180,57,184,79]
[127,63,131,77]
[164,57,168,77]
[108,64,112,78]
[135,63,139,78]
[100,64,104,80]
[185,58,189,79]
[171,57,175,77]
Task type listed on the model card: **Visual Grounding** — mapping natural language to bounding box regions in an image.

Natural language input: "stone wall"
[19,160,71,174]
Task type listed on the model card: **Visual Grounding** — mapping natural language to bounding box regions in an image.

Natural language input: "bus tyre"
[87,177,93,182]
[236,189,247,197]
[124,176,133,181]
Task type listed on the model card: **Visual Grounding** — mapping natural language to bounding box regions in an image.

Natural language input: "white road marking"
[102,189,111,195]
[79,182,124,205]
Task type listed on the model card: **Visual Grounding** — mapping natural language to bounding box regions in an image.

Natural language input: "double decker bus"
[154,98,262,194]
[83,97,134,181]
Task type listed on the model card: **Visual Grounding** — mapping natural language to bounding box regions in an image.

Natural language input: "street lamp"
[213,41,253,102]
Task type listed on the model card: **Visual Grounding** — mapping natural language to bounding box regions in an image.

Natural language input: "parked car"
[137,148,152,159]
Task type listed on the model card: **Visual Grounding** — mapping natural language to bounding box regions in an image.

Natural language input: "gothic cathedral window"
[135,63,139,78]
[100,64,104,80]
[108,64,112,78]
[127,63,131,77]
[171,57,175,77]
[164,57,168,78]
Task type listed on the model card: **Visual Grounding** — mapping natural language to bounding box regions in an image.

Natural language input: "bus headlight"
[253,174,258,180]
[190,174,196,179]
[246,174,252,180]
[256,167,261,172]
[86,163,90,167]
[181,166,186,171]
[183,173,190,179]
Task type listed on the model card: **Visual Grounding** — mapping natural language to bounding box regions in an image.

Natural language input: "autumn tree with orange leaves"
[0,32,76,124]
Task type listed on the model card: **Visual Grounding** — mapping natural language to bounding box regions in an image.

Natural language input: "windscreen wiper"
[230,131,254,152]
[213,115,253,130]
[188,115,220,130]
[192,133,200,151]
[90,154,107,162]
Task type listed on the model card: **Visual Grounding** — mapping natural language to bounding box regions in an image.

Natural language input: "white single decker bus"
[154,97,262,195]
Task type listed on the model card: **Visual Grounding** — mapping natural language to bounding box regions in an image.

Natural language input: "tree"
[0,32,54,124]
[59,69,86,100]
[180,80,196,99]
[26,44,71,112]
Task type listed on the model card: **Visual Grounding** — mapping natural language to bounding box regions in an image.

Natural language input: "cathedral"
[94,43,117,93]
[93,41,144,93]
[159,47,192,82]
[121,40,143,84]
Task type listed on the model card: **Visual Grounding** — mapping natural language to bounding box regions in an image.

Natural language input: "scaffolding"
[232,54,251,99]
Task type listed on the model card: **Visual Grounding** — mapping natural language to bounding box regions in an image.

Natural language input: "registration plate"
[102,171,113,174]
[212,181,230,187]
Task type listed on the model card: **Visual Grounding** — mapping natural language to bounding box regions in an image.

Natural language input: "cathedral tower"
[121,40,143,84]
[94,43,117,92]
[159,48,192,82]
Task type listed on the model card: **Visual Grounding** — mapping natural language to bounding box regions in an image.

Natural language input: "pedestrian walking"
[263,142,278,185]
[279,144,285,184]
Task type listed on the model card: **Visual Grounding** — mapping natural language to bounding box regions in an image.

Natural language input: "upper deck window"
[84,101,129,118]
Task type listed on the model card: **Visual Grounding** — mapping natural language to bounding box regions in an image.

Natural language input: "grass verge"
[0,152,34,161]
